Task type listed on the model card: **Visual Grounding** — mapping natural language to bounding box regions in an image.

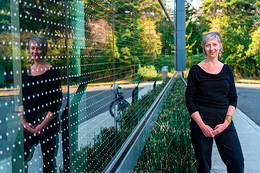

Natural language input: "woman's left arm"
[34,111,55,135]
[213,105,235,135]
[213,66,237,135]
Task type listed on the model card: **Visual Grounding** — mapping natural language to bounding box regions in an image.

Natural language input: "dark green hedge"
[134,79,196,172]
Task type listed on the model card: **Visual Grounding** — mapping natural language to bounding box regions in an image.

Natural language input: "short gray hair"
[201,31,223,57]
[28,36,48,56]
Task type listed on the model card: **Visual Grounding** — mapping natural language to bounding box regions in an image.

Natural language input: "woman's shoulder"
[223,64,235,77]
[190,64,200,70]
[189,64,200,73]
[223,64,233,72]
[224,64,232,69]
[46,67,61,80]
[48,66,60,74]
[21,67,30,76]
[187,65,200,78]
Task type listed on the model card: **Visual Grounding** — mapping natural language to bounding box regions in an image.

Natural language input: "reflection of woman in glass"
[12,36,62,173]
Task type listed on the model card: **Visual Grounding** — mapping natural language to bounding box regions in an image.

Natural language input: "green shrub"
[135,65,162,81]
[134,79,196,172]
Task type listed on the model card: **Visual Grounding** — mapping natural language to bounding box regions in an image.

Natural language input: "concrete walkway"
[236,83,260,126]
[211,108,260,173]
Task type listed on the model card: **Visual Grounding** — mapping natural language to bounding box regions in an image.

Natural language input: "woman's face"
[29,42,44,59]
[204,38,222,58]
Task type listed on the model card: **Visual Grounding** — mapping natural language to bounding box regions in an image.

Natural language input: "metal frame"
[174,0,186,71]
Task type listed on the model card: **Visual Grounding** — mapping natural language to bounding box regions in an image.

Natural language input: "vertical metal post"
[63,0,71,172]
[10,0,21,110]
[111,0,118,153]
[149,15,151,66]
[69,0,85,157]
[174,0,186,71]
[10,0,24,172]
[112,0,115,83]
[70,0,84,77]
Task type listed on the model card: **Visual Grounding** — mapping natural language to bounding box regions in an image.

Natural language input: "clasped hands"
[22,119,45,136]
[201,121,229,138]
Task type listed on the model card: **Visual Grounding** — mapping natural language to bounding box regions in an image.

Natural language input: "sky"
[187,0,203,9]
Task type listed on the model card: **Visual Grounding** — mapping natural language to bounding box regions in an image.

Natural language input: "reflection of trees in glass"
[0,0,177,84]
[19,0,65,34]
[136,18,162,65]
[81,19,118,81]
[80,0,168,80]
[0,0,11,34]
[113,0,164,76]
[0,32,13,83]
[158,18,174,56]
[0,1,12,83]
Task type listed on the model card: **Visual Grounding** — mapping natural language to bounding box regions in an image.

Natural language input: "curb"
[236,108,260,133]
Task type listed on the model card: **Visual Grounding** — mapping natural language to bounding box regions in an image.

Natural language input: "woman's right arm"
[185,67,214,138]
[191,111,215,138]
[19,105,35,133]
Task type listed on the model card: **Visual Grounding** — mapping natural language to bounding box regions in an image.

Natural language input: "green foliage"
[113,0,164,68]
[185,0,260,78]
[155,55,175,73]
[196,0,260,78]
[135,65,160,81]
[135,18,162,66]
[157,18,175,55]
[186,53,205,69]
[185,1,209,55]
[134,79,196,172]
[247,27,260,76]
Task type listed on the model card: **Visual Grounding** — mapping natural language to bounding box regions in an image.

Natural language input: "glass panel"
[67,0,117,172]
[0,0,23,172]
[67,0,174,172]
[0,0,175,172]
[0,0,66,172]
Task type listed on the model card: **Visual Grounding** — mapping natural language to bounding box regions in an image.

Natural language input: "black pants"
[190,119,244,173]
[12,124,58,173]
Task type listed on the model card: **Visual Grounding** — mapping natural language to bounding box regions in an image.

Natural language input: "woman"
[185,32,244,173]
[12,36,62,173]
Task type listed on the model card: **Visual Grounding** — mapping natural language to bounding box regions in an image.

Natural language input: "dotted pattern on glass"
[0,0,174,172]
[0,0,66,172]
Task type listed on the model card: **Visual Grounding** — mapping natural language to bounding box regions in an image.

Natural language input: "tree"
[199,0,260,77]
[247,27,260,76]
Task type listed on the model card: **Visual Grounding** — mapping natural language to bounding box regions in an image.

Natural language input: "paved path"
[211,108,260,173]
[236,83,260,126]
